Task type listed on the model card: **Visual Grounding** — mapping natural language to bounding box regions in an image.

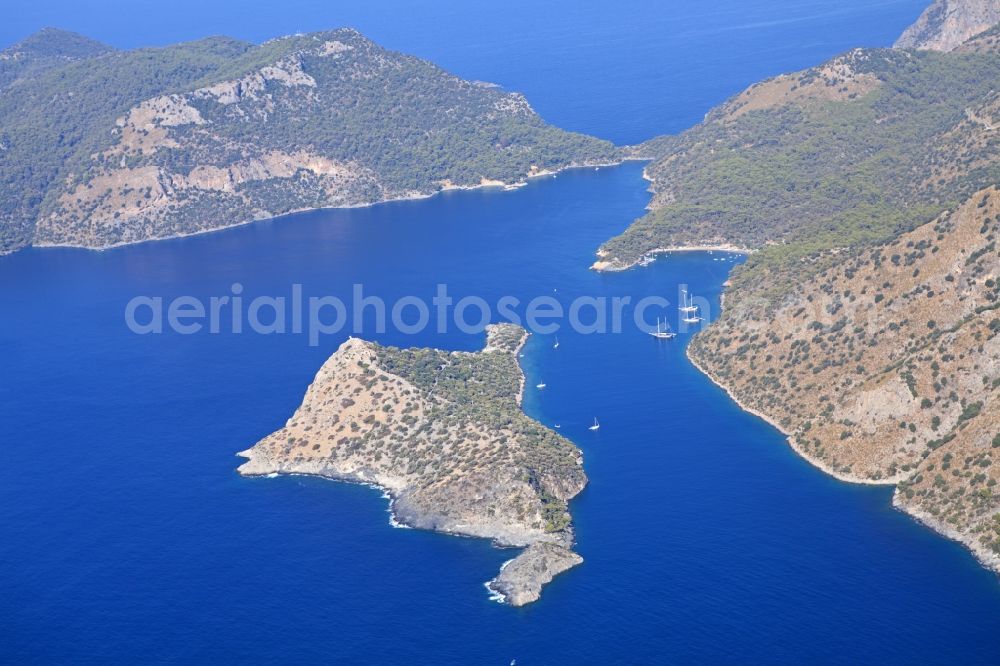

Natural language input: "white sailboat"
[589,417,600,431]
[553,335,560,349]
[649,317,676,339]
[679,289,698,314]
[682,309,703,324]
[680,289,703,324]
[536,382,546,389]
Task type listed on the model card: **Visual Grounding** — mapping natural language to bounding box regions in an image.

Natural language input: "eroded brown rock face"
[690,189,1000,572]
[238,324,587,605]
[895,0,1000,52]
[34,46,380,249]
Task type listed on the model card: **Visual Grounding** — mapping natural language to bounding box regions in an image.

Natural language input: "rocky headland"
[237,324,587,605]
[487,542,584,607]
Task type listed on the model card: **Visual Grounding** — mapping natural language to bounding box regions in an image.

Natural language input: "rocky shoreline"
[591,244,753,272]
[486,542,583,607]
[237,323,587,605]
[683,251,999,577]
[685,345,902,487]
[894,493,1000,575]
[31,160,627,254]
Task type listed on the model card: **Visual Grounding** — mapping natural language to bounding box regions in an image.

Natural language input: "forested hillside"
[598,43,1000,301]
[0,28,618,253]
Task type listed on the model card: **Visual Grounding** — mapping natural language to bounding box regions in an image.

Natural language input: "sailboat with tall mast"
[649,317,676,339]
[680,289,703,324]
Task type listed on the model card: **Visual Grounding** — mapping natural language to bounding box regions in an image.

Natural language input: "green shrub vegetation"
[603,46,1000,301]
[0,28,618,253]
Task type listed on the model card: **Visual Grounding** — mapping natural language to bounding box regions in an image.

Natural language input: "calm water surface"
[4,0,999,663]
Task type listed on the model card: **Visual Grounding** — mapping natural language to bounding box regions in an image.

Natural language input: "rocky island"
[596,0,1000,574]
[0,28,619,254]
[237,324,587,605]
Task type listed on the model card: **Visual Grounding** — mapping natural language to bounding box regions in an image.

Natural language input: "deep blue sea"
[5,1,1000,663]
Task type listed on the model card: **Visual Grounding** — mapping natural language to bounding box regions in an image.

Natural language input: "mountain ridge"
[0,27,619,254]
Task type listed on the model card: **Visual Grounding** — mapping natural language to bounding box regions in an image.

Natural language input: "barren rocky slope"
[0,28,618,254]
[238,324,587,605]
[690,189,999,571]
[895,0,1000,52]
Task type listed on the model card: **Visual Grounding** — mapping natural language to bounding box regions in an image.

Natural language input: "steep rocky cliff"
[238,324,587,605]
[0,28,618,253]
[895,0,1000,52]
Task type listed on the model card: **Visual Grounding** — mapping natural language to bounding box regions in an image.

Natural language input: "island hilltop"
[238,324,587,606]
